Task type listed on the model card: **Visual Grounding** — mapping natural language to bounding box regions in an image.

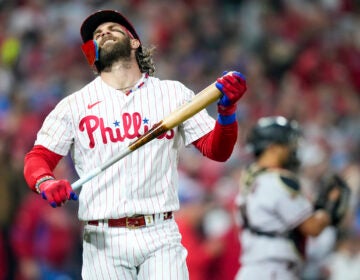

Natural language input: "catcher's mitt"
[314,174,351,226]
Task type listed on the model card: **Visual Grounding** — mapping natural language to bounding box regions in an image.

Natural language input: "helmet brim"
[80,10,140,43]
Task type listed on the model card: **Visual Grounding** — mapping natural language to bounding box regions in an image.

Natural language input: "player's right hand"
[216,71,247,116]
[216,71,247,106]
[39,179,78,208]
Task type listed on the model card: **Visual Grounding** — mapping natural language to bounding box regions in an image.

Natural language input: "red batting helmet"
[80,10,141,43]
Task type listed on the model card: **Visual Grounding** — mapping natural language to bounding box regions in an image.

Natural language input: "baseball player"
[23,9,247,280]
[235,116,350,280]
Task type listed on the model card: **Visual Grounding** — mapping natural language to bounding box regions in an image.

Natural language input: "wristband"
[217,103,237,116]
[35,176,54,194]
[217,113,236,125]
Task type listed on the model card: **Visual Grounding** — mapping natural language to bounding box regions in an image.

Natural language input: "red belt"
[87,212,173,229]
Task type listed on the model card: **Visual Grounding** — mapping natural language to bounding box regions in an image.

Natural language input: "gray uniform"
[235,165,313,280]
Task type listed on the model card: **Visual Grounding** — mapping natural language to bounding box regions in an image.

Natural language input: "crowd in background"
[1,0,360,279]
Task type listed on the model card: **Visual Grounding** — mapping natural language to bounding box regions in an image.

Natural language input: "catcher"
[235,116,350,280]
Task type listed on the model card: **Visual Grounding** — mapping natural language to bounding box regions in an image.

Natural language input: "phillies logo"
[79,112,174,148]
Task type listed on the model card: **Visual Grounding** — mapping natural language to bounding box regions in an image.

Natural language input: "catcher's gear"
[247,116,300,156]
[246,116,301,170]
[314,174,351,226]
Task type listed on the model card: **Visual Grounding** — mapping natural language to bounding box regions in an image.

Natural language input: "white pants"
[236,261,301,280]
[82,219,189,280]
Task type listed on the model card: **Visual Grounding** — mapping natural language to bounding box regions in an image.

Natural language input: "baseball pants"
[82,218,189,280]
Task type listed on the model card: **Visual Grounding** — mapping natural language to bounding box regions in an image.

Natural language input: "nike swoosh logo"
[87,101,102,109]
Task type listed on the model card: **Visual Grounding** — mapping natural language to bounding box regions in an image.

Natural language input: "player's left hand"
[314,174,351,226]
[216,71,247,107]
[40,179,78,208]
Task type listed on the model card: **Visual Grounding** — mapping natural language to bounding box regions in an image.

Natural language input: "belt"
[87,212,173,229]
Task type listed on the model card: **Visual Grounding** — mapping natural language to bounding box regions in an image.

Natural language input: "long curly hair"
[136,45,156,76]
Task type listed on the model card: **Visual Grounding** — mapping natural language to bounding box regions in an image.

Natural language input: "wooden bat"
[71,79,223,191]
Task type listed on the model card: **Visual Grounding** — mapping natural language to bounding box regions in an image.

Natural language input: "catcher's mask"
[247,116,301,170]
[80,10,142,67]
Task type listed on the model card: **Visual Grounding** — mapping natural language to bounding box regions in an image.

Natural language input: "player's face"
[93,22,130,46]
[93,22,134,70]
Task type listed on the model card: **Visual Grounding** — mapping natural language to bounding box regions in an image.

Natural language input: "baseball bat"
[71,78,224,190]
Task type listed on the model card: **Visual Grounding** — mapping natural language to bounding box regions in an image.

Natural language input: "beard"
[96,36,132,72]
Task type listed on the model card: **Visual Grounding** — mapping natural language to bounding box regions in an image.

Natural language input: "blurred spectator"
[176,175,224,280]
[10,157,82,280]
[302,227,337,280]
[176,156,241,280]
[0,125,30,280]
[202,203,241,280]
[321,230,360,280]
[10,192,82,280]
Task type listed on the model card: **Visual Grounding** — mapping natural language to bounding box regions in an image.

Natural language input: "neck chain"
[118,85,135,91]
[118,73,149,95]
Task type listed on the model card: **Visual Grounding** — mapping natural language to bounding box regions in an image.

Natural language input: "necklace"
[118,84,135,91]
[119,73,149,95]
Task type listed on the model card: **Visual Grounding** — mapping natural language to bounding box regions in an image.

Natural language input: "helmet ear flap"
[81,40,99,66]
[246,132,268,158]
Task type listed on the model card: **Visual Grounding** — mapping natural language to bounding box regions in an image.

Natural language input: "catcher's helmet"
[247,116,300,157]
[80,10,140,43]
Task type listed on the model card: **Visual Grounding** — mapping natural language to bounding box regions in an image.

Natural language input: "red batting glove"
[216,71,247,115]
[39,179,78,208]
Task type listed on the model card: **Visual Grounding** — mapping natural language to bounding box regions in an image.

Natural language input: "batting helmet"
[247,116,300,157]
[80,10,141,43]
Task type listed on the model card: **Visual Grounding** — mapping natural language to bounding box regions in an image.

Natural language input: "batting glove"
[216,71,247,116]
[39,179,78,208]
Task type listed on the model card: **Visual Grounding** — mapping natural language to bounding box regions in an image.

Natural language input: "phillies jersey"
[236,166,313,264]
[35,74,215,221]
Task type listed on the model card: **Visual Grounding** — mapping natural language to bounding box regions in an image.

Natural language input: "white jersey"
[237,167,313,264]
[35,74,215,221]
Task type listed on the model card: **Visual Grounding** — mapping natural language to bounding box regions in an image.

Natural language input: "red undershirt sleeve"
[23,145,63,192]
[192,121,238,162]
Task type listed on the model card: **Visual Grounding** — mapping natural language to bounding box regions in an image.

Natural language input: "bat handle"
[71,167,101,190]
[71,147,132,191]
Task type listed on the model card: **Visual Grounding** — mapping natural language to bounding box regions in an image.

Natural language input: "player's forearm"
[23,145,63,191]
[298,210,331,237]
[192,121,238,162]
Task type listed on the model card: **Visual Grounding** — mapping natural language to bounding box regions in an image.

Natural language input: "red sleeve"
[23,145,63,192]
[192,121,238,162]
